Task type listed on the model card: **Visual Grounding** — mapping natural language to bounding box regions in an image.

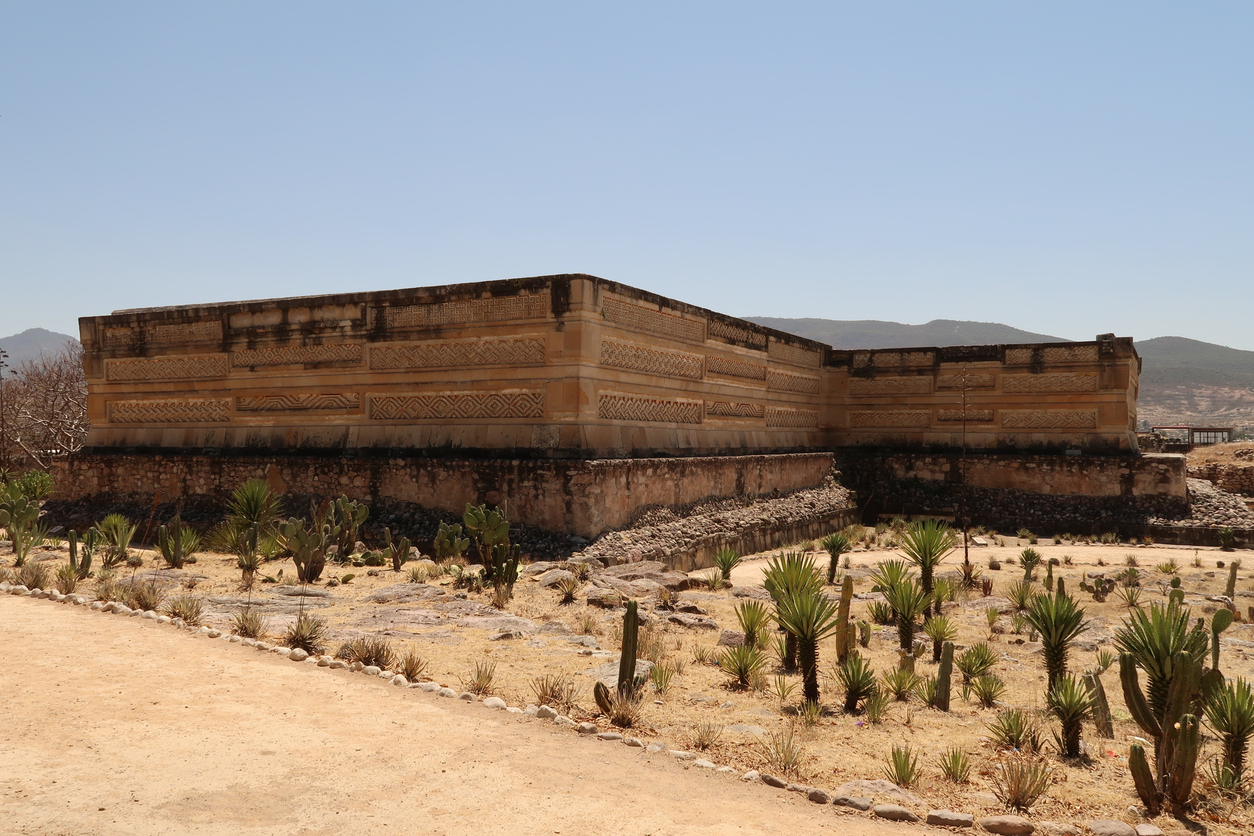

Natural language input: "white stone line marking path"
[0,596,923,836]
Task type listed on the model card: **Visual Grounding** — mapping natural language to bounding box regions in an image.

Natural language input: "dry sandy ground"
[0,595,926,836]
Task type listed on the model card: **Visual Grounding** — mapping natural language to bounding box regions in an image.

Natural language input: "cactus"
[1226,561,1240,601]
[1056,577,1066,598]
[1168,577,1184,609]
[463,503,511,563]
[858,620,871,648]
[1084,671,1114,739]
[382,527,412,573]
[488,542,521,599]
[67,530,94,580]
[1119,650,1214,815]
[936,640,954,712]
[835,575,853,663]
[283,517,338,583]
[434,521,469,560]
[1210,609,1234,671]
[898,649,916,674]
[1044,562,1054,593]
[156,515,186,569]
[595,600,641,714]
[1079,576,1113,602]
[327,496,369,561]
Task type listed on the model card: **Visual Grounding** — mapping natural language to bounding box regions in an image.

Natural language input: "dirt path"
[0,596,923,836]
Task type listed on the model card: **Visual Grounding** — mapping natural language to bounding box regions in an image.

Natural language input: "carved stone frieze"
[105,355,228,381]
[380,294,548,329]
[1002,374,1098,394]
[705,401,765,419]
[601,298,706,343]
[765,407,819,428]
[767,339,821,368]
[109,398,231,424]
[707,319,767,350]
[599,340,704,379]
[370,391,544,421]
[233,344,363,368]
[237,393,361,412]
[849,411,931,428]
[766,369,821,395]
[937,408,995,423]
[706,355,767,381]
[598,393,702,424]
[1004,345,1099,365]
[371,339,545,370]
[849,377,931,396]
[1001,410,1098,429]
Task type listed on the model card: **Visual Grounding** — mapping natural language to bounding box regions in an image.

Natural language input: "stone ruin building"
[57,273,1186,546]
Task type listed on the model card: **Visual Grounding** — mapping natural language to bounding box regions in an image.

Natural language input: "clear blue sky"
[2,3,1252,348]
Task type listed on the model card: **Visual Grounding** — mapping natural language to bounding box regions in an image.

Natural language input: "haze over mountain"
[747,317,1066,349]
[0,328,78,376]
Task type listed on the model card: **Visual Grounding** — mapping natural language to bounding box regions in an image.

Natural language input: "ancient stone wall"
[52,451,834,538]
[1189,462,1254,496]
[79,275,1141,457]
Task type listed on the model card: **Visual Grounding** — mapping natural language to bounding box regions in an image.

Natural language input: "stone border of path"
[1,580,1185,836]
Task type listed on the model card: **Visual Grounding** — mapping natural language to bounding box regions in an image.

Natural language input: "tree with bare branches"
[0,341,88,470]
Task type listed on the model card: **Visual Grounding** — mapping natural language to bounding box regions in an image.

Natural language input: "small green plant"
[556,574,581,604]
[956,642,998,684]
[650,660,676,696]
[969,675,1005,708]
[1006,580,1038,611]
[1047,674,1092,758]
[434,521,470,559]
[1116,585,1142,609]
[937,747,971,783]
[283,611,326,653]
[820,531,852,584]
[881,668,921,702]
[600,688,644,728]
[335,636,397,669]
[883,744,921,788]
[703,567,730,590]
[531,673,581,711]
[123,578,166,612]
[1016,528,1037,544]
[770,674,799,705]
[231,608,267,639]
[987,607,1002,635]
[577,612,599,635]
[1218,527,1237,551]
[1157,558,1180,576]
[757,726,806,776]
[719,643,767,689]
[835,654,878,714]
[156,516,200,569]
[992,758,1052,811]
[987,708,1043,753]
[913,674,940,708]
[867,600,894,625]
[864,690,890,723]
[1205,676,1254,785]
[734,600,772,648]
[398,648,429,682]
[92,513,136,570]
[713,547,741,582]
[1024,590,1088,691]
[164,593,205,626]
[460,660,497,696]
[405,563,431,584]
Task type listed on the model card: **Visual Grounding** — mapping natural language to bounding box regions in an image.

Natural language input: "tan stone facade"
[79,274,1140,456]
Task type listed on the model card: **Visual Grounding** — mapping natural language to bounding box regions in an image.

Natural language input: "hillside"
[0,328,78,376]
[754,318,1254,437]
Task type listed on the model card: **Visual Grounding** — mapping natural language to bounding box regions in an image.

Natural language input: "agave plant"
[835,654,878,714]
[1046,674,1092,758]
[92,513,136,569]
[774,586,842,705]
[719,643,767,689]
[762,551,823,672]
[1114,602,1208,720]
[821,531,853,585]
[899,519,956,616]
[1023,591,1088,691]
[922,614,957,663]
[883,578,930,651]
[712,547,741,582]
[1206,676,1254,783]
[956,642,999,684]
[868,558,916,598]
[734,599,772,648]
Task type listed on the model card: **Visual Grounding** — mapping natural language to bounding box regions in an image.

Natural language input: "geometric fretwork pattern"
[707,319,767,349]
[1001,410,1097,429]
[937,408,995,422]
[109,398,231,424]
[369,391,544,421]
[371,339,545,370]
[705,401,765,419]
[381,294,549,329]
[602,298,706,343]
[1004,345,1099,365]
[849,411,932,428]
[597,393,703,424]
[599,340,704,380]
[237,393,361,412]
[706,355,767,381]
[848,377,931,396]
[937,373,996,390]
[767,339,821,368]
[103,320,222,349]
[233,344,363,368]
[766,369,821,394]
[765,407,819,428]
[1002,374,1098,394]
[105,355,228,381]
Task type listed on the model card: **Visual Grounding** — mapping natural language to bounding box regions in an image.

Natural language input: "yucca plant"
[937,747,971,783]
[864,690,890,723]
[821,531,852,584]
[734,599,772,648]
[774,586,842,705]
[236,524,263,589]
[1114,602,1208,721]
[993,758,1052,811]
[719,643,768,689]
[283,611,327,653]
[1019,547,1042,581]
[1006,580,1038,611]
[54,563,79,594]
[956,642,999,684]
[1206,676,1254,783]
[868,558,916,597]
[970,675,1006,708]
[398,648,430,682]
[757,727,806,776]
[703,567,729,590]
[460,660,497,696]
[922,614,957,662]
[1116,585,1142,609]
[881,668,921,702]
[712,547,741,582]
[556,574,581,604]
[913,675,940,708]
[899,519,956,616]
[835,654,878,714]
[762,551,823,672]
[93,513,136,569]
[123,578,166,612]
[601,688,644,728]
[231,607,268,639]
[867,600,894,625]
[690,722,723,751]
[1024,591,1088,691]
[164,593,205,626]
[883,744,921,788]
[987,708,1043,753]
[883,578,930,651]
[1046,674,1092,758]
[650,661,676,696]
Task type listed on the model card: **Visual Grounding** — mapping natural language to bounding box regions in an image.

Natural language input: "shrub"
[124,579,167,613]
[690,722,723,751]
[283,612,327,653]
[713,547,741,582]
[92,514,136,569]
[1116,585,1142,609]
[1046,674,1092,758]
[937,747,971,783]
[880,668,921,702]
[835,654,878,714]
[556,575,581,604]
[992,758,1052,811]
[93,570,119,603]
[719,644,767,689]
[987,708,1043,753]
[398,648,429,682]
[18,561,50,591]
[956,642,998,684]
[231,608,268,639]
[756,727,805,776]
[913,675,940,708]
[969,675,1005,708]
[883,744,921,788]
[601,689,643,728]
[336,636,397,669]
[1218,528,1237,551]
[1006,580,1038,611]
[164,594,205,626]
[864,689,890,723]
[867,600,894,625]
[702,567,729,590]
[650,660,676,696]
[734,600,772,648]
[54,563,79,594]
[405,563,432,584]
[531,673,581,711]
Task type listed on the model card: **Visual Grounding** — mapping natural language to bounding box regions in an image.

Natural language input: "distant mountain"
[752,318,1254,436]
[746,317,1065,349]
[0,328,79,376]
